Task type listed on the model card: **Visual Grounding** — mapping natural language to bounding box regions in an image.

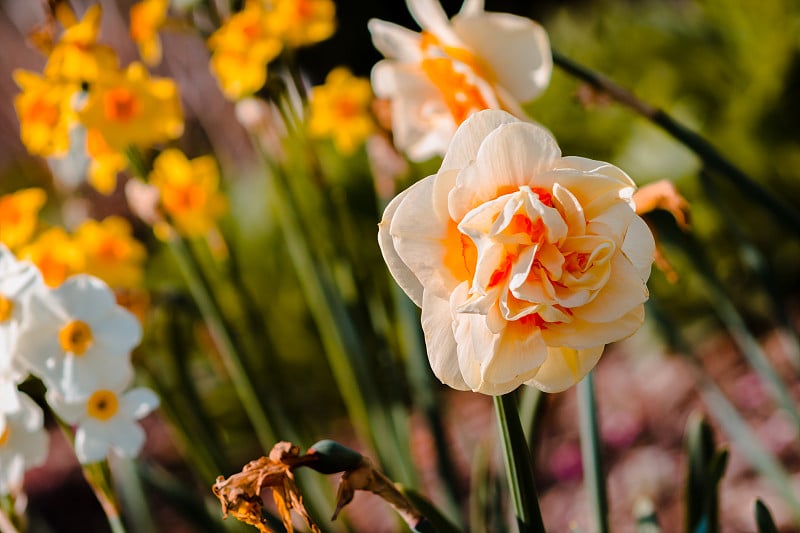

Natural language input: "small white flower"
[0,390,49,496]
[47,373,159,464]
[16,274,140,400]
[0,245,45,421]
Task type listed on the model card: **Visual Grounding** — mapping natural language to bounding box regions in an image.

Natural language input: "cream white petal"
[379,185,425,307]
[92,307,143,354]
[372,62,454,161]
[622,216,656,282]
[75,419,111,463]
[107,417,146,458]
[121,387,160,420]
[481,327,547,385]
[391,174,462,300]
[452,12,552,102]
[56,275,115,323]
[421,290,469,390]
[441,109,519,173]
[458,0,484,16]
[542,306,645,349]
[525,345,604,393]
[572,254,648,323]
[406,0,462,45]
[46,388,85,424]
[554,157,636,187]
[474,122,561,189]
[586,201,636,243]
[367,19,422,61]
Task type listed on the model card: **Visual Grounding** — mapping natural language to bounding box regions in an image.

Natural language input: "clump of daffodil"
[79,62,183,153]
[129,0,169,66]
[309,67,375,155]
[19,228,85,288]
[207,1,283,100]
[149,149,227,238]
[0,189,47,251]
[74,217,147,289]
[268,0,336,48]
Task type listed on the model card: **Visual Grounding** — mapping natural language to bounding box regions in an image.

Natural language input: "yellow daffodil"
[13,70,76,157]
[130,0,169,66]
[85,129,128,194]
[0,188,47,251]
[208,1,283,99]
[19,228,85,288]
[74,217,147,289]
[379,110,655,394]
[368,0,552,161]
[78,62,184,152]
[149,149,227,238]
[309,67,375,154]
[267,0,336,48]
[44,4,119,85]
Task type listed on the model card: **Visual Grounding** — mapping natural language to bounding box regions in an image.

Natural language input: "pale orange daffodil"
[368,0,552,161]
[379,110,655,394]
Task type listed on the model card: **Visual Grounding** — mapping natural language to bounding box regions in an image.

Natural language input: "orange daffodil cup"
[379,110,656,395]
[368,0,552,161]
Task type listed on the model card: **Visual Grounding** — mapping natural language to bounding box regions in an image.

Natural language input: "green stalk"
[82,462,128,533]
[551,51,800,232]
[577,373,609,533]
[167,234,277,450]
[0,495,21,533]
[494,393,546,533]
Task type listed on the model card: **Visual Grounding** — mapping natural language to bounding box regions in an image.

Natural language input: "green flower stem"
[123,146,278,450]
[577,372,610,533]
[494,393,546,533]
[551,51,800,232]
[0,495,21,533]
[82,462,127,533]
[167,235,277,449]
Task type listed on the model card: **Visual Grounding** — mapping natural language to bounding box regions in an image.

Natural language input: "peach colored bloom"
[368,0,551,161]
[379,110,655,394]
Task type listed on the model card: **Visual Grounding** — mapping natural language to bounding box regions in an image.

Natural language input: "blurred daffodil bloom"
[13,71,76,158]
[78,62,183,152]
[0,188,47,251]
[149,149,227,238]
[309,67,375,155]
[208,1,283,100]
[268,0,336,48]
[129,0,169,66]
[74,217,147,289]
[19,228,85,288]
[44,4,119,85]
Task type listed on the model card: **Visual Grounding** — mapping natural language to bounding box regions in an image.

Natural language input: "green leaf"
[754,500,780,533]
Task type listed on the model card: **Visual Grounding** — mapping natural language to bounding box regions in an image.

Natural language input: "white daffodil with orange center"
[368,0,551,161]
[16,275,140,400]
[0,391,48,496]
[47,373,159,464]
[379,110,655,394]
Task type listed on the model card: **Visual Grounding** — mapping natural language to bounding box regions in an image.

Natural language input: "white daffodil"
[16,274,140,400]
[379,110,655,394]
[0,245,45,421]
[368,0,551,161]
[47,373,159,464]
[0,390,49,496]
